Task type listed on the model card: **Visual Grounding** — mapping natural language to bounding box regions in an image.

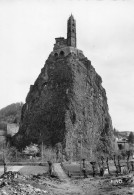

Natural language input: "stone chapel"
[51,14,83,57]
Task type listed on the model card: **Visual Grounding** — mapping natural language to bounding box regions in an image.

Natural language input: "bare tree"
[0,144,17,173]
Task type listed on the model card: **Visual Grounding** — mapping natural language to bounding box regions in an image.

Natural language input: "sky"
[0,0,134,132]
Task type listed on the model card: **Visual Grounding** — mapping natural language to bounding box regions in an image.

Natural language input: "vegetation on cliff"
[0,102,23,124]
[13,53,114,160]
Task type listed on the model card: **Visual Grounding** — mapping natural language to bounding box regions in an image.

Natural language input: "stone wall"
[51,47,83,58]
[53,37,67,50]
[7,123,19,136]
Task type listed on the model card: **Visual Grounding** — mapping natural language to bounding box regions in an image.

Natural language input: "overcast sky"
[0,0,134,132]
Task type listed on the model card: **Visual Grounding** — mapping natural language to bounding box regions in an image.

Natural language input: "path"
[53,163,68,181]
[52,163,84,195]
[7,166,24,172]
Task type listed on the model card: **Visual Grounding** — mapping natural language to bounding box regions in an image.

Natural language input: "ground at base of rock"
[0,165,134,195]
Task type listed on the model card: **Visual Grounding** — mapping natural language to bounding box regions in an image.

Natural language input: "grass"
[62,163,81,172]
[0,165,49,176]
[62,162,93,177]
[19,166,48,175]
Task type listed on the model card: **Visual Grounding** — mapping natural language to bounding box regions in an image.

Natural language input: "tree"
[128,132,134,144]
[113,128,119,137]
[23,143,40,157]
[0,144,18,173]
[0,102,23,124]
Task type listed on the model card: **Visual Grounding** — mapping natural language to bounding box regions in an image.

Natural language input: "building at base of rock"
[0,122,19,146]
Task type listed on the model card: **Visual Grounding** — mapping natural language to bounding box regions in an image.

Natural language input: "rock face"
[14,15,113,160]
[14,52,113,159]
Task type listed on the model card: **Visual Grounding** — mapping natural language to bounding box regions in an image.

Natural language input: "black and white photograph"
[0,0,134,194]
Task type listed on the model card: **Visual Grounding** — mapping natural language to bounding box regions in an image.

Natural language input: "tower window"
[54,53,58,57]
[60,51,65,56]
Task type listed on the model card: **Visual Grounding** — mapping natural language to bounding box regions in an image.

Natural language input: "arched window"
[60,51,65,57]
[54,53,58,57]
[72,29,75,33]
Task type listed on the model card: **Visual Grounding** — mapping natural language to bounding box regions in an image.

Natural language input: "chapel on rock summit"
[51,14,83,57]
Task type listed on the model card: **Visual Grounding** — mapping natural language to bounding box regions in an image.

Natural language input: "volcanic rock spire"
[14,16,113,160]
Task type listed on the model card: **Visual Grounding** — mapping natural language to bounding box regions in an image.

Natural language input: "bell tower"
[67,14,76,48]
